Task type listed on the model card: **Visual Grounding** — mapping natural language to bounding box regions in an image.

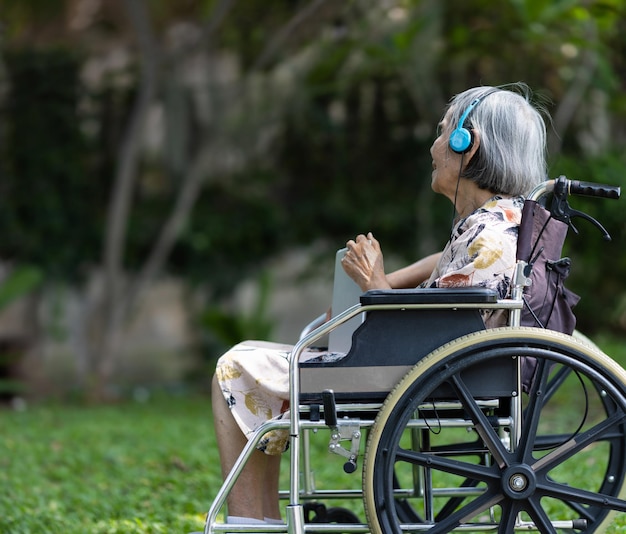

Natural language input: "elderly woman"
[211,82,548,528]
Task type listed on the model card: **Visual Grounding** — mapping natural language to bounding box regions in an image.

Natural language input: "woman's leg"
[212,374,281,520]
[263,453,282,520]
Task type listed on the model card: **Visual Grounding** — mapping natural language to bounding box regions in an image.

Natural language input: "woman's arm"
[386,252,441,288]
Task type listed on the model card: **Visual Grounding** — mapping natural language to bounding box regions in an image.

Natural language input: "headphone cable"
[449,153,466,242]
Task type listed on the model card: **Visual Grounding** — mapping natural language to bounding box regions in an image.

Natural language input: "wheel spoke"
[435,477,481,521]
[541,365,571,406]
[409,490,503,534]
[525,497,558,534]
[396,448,499,484]
[533,428,623,450]
[498,500,522,533]
[561,497,597,522]
[532,411,626,472]
[537,479,626,512]
[449,372,511,468]
[519,359,551,461]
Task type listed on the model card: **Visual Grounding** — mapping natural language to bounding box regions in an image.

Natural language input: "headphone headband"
[448,88,500,154]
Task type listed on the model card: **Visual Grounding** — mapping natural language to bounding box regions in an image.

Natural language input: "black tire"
[304,502,361,533]
[363,328,626,533]
[324,507,361,524]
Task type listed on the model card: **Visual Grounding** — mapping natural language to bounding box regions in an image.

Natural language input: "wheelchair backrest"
[517,199,579,334]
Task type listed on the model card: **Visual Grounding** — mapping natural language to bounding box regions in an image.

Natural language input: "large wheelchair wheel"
[363,327,626,533]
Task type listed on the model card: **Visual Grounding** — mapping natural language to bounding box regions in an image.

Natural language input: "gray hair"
[447,82,548,196]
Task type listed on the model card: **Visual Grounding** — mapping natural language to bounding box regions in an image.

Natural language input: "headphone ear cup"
[448,126,473,154]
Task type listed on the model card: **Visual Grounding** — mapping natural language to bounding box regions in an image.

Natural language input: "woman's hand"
[341,232,390,291]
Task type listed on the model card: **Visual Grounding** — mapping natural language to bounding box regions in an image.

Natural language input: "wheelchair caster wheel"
[304,502,360,527]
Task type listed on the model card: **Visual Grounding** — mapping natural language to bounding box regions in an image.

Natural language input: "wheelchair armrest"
[360,287,499,306]
[300,288,498,403]
[299,312,327,340]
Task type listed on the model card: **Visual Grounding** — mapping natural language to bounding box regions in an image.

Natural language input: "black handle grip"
[322,389,337,427]
[569,180,621,200]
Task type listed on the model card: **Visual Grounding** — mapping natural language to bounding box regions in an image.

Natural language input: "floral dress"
[215,196,524,454]
[423,195,524,327]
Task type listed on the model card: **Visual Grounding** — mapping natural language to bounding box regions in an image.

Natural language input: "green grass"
[0,395,219,533]
[0,332,625,532]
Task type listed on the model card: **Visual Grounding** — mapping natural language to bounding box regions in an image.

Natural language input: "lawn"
[1,332,625,533]
[0,395,219,533]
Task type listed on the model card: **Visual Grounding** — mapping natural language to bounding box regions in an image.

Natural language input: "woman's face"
[430,109,463,200]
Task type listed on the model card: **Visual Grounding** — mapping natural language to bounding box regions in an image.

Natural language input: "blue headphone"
[448,89,499,154]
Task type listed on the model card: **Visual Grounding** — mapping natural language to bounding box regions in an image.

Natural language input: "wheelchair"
[204,176,626,533]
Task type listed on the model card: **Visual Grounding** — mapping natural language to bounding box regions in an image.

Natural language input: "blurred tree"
[1,0,626,397]
[1,0,349,396]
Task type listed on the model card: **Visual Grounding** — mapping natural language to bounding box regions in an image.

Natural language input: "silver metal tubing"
[301,429,315,496]
[209,518,585,532]
[289,304,367,511]
[286,504,305,534]
[527,178,555,202]
[279,488,364,500]
[205,419,291,533]
[299,313,327,340]
[279,485,487,501]
[394,521,585,532]
[395,525,489,532]
[303,525,370,533]
[299,402,382,414]
[406,417,513,429]
[210,287,527,532]
[209,526,286,533]
[290,301,521,503]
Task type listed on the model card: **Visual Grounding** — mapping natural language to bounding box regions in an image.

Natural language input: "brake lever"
[550,177,612,241]
[567,207,611,241]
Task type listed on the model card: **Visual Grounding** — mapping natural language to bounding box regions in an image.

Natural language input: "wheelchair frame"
[205,178,626,533]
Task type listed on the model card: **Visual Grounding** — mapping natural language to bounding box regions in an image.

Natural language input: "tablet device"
[328,248,364,353]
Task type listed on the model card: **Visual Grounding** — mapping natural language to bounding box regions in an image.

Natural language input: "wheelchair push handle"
[547,175,620,242]
[568,179,621,200]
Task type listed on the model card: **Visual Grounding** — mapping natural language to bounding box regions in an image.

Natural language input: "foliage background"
[0,0,625,397]
[1,1,626,531]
